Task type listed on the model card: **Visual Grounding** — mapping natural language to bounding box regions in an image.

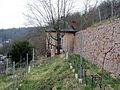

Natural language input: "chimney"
[70,20,77,30]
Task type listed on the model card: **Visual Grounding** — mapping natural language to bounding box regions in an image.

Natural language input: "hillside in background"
[0,27,45,42]
[0,27,46,55]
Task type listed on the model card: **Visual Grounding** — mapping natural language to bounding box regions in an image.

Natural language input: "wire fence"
[0,58,34,90]
[0,48,37,90]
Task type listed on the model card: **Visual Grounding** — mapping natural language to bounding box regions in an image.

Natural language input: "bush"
[8,41,33,63]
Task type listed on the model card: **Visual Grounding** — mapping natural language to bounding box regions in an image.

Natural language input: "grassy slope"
[0,75,12,89]
[19,55,81,90]
[68,54,120,90]
[1,54,119,90]
[19,54,120,90]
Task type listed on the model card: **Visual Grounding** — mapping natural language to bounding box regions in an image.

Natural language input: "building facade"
[46,29,77,57]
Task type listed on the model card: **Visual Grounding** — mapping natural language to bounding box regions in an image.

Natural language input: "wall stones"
[74,21,120,78]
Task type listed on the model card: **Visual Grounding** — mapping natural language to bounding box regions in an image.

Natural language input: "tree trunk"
[57,32,61,54]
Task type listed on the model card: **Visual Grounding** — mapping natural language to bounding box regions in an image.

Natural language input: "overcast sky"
[0,0,101,29]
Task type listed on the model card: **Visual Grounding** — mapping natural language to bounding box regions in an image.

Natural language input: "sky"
[0,0,100,29]
[0,0,28,29]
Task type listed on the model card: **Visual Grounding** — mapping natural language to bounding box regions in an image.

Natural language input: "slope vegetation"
[19,55,81,90]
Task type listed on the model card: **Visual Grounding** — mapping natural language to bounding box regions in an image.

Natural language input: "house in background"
[46,21,77,57]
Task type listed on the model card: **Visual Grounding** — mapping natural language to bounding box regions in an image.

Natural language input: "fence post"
[27,53,28,68]
[6,58,8,75]
[26,53,31,74]
[13,61,17,90]
[32,48,35,67]
[79,32,83,83]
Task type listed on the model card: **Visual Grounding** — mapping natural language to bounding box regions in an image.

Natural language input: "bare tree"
[83,0,92,18]
[106,0,115,17]
[26,0,74,55]
[82,0,99,28]
[97,0,104,23]
[98,7,102,23]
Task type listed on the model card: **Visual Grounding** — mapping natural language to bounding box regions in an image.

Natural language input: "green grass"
[19,54,120,90]
[68,53,120,90]
[0,53,120,90]
[0,74,13,89]
[19,55,81,90]
[0,63,30,90]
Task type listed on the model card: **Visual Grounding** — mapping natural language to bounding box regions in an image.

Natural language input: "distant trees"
[26,0,74,27]
[65,0,120,30]
[26,27,46,56]
[26,0,120,31]
[8,41,33,63]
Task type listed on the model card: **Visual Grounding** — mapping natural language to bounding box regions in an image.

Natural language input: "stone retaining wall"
[74,21,120,78]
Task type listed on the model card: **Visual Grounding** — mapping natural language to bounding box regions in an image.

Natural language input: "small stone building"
[46,28,77,57]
